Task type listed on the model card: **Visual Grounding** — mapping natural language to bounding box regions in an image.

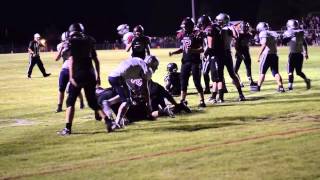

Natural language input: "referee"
[27,33,51,78]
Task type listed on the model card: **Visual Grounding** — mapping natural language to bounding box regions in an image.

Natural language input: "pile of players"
[55,23,191,135]
[55,13,311,135]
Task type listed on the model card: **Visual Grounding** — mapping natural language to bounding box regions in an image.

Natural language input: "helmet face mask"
[144,56,159,72]
[286,19,299,30]
[167,63,178,73]
[215,13,230,26]
[197,15,212,30]
[181,17,195,33]
[240,22,250,33]
[133,25,144,37]
[256,22,269,32]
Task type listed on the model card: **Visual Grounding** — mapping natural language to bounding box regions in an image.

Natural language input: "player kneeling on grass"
[57,23,113,136]
[282,19,311,90]
[164,63,181,96]
[253,22,285,92]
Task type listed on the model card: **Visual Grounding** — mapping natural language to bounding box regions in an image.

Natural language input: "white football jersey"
[259,30,278,54]
[283,29,305,53]
[122,32,134,45]
[57,42,69,69]
[109,57,152,80]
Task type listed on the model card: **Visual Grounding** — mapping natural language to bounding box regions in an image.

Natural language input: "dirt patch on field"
[0,119,36,128]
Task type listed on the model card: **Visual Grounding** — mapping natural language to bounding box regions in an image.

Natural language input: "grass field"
[0,47,319,180]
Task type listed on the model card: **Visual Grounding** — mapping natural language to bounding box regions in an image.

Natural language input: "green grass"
[0,47,319,180]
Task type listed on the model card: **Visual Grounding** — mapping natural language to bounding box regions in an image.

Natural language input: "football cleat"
[250,85,260,92]
[306,79,311,89]
[57,128,71,136]
[164,106,175,118]
[250,81,258,86]
[207,96,217,104]
[216,98,224,104]
[239,94,246,101]
[43,73,51,78]
[277,87,285,93]
[179,102,191,113]
[198,100,206,108]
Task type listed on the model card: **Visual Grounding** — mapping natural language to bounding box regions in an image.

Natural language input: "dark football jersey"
[180,31,203,63]
[235,33,252,50]
[204,24,224,56]
[64,33,97,76]
[131,35,151,58]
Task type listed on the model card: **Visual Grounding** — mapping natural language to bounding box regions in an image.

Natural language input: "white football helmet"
[117,24,130,36]
[215,13,230,26]
[256,22,269,32]
[286,19,299,30]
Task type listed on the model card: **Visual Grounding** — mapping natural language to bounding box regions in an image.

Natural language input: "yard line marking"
[1,127,320,180]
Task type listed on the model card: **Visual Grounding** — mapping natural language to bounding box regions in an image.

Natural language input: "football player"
[199,15,225,103]
[254,22,285,92]
[117,24,134,48]
[126,25,151,59]
[234,21,257,87]
[282,19,311,90]
[215,13,245,101]
[58,23,113,135]
[107,56,159,127]
[169,17,206,108]
[55,31,85,113]
[164,63,181,96]
[197,15,213,94]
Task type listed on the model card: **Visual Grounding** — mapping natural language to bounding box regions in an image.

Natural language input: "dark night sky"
[0,0,319,44]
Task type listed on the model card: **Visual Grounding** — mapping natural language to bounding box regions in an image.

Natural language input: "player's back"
[110,57,149,79]
[259,30,278,54]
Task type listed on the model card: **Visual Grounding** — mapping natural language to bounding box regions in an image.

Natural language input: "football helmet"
[181,17,195,33]
[144,55,159,72]
[256,22,269,32]
[133,25,144,36]
[215,13,230,26]
[197,15,212,29]
[240,21,250,32]
[68,23,82,32]
[167,63,178,73]
[117,24,130,36]
[286,19,299,30]
[78,23,85,32]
